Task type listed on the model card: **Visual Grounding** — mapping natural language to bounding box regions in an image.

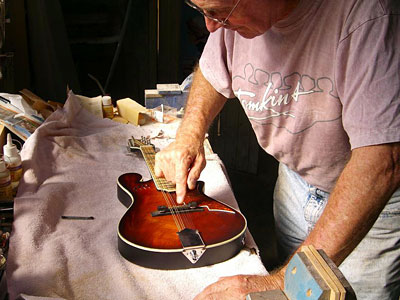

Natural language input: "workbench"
[5,92,267,299]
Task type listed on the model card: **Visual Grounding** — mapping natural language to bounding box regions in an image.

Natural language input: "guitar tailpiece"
[182,247,206,264]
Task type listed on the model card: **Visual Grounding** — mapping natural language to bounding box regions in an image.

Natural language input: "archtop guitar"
[117,137,247,270]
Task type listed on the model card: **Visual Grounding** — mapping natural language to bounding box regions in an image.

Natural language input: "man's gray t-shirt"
[200,0,400,192]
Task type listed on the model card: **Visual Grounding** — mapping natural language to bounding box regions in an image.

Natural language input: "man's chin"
[237,30,260,39]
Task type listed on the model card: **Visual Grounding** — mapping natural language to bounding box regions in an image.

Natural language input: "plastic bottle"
[0,159,13,202]
[102,96,114,119]
[3,133,22,195]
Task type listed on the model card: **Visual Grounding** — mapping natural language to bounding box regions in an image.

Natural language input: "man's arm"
[304,142,400,264]
[194,142,400,299]
[154,66,227,204]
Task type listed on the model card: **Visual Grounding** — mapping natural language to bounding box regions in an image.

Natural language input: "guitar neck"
[140,145,176,192]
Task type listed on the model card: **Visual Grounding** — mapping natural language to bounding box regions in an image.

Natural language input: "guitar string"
[147,146,197,230]
[165,188,196,230]
[142,147,183,230]
[135,140,186,231]
[162,189,183,231]
[150,148,196,230]
[142,146,196,231]
[140,146,180,229]
[155,161,196,230]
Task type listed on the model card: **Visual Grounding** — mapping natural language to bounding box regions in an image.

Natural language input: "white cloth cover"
[6,92,267,300]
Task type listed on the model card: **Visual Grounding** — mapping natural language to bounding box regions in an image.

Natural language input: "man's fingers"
[175,167,188,204]
[175,181,187,204]
[154,154,164,178]
[175,155,193,204]
[187,153,206,190]
[153,142,206,204]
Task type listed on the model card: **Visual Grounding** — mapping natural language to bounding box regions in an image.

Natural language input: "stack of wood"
[247,245,356,300]
[19,89,63,120]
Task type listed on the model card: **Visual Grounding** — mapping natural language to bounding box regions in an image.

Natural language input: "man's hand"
[154,66,227,204]
[154,138,206,204]
[194,272,284,300]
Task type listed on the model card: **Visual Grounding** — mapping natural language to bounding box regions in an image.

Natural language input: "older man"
[154,0,400,299]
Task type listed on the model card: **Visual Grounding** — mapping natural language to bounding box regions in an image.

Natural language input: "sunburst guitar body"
[117,137,247,270]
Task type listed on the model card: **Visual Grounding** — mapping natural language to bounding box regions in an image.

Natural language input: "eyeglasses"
[185,0,242,26]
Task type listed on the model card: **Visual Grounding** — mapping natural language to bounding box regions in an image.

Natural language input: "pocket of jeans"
[303,189,329,232]
[378,188,400,220]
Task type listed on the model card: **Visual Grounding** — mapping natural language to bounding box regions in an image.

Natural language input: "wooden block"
[156,83,182,94]
[20,88,57,119]
[47,100,64,109]
[111,116,129,124]
[19,88,46,103]
[247,247,356,300]
[145,89,163,98]
[285,252,331,300]
[246,290,288,300]
[301,246,342,300]
[317,250,357,300]
[116,98,148,126]
[308,246,345,300]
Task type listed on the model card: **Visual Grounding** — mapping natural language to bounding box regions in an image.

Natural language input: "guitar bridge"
[151,201,204,217]
[178,228,206,264]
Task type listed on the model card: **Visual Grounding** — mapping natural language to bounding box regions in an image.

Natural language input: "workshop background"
[1,0,280,270]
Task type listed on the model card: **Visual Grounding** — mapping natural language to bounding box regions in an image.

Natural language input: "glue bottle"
[3,133,22,195]
[0,159,13,202]
[102,95,114,119]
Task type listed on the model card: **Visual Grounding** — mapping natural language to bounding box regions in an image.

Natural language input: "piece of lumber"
[317,250,357,300]
[301,245,342,300]
[285,252,331,300]
[116,98,148,126]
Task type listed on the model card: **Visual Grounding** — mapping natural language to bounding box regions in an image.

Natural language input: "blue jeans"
[273,163,400,299]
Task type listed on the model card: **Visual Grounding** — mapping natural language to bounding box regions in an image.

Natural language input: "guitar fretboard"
[140,145,176,192]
